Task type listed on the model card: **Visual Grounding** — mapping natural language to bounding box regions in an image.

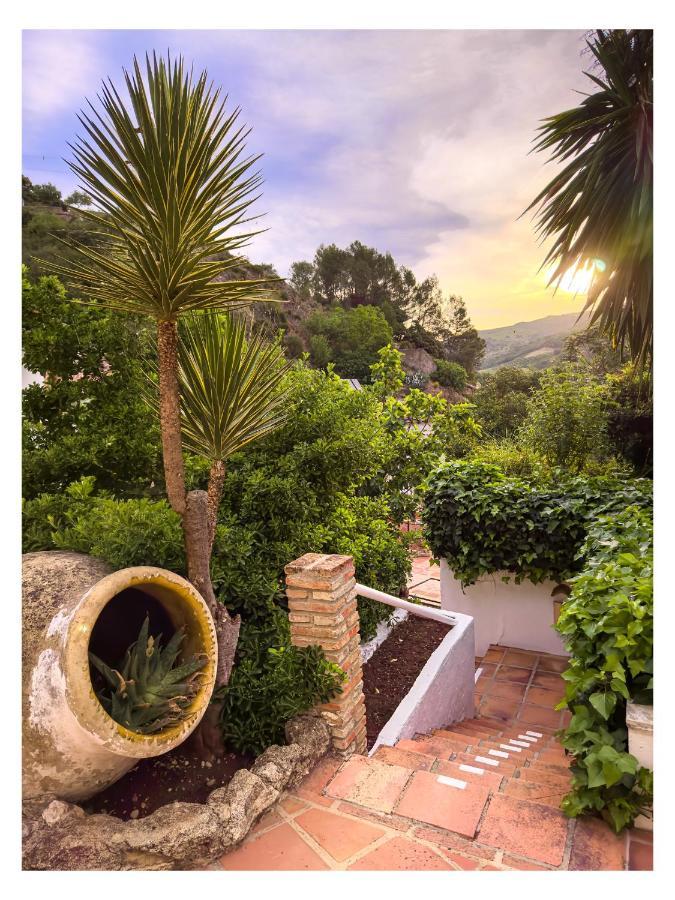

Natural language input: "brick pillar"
[285,553,367,757]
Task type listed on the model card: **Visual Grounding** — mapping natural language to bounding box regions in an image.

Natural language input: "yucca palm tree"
[525,30,653,369]
[47,53,278,692]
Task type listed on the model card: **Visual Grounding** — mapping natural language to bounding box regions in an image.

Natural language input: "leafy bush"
[217,607,346,755]
[468,437,551,478]
[518,366,611,471]
[283,333,305,359]
[556,507,653,832]
[473,367,541,438]
[306,305,393,377]
[423,460,651,585]
[431,359,467,391]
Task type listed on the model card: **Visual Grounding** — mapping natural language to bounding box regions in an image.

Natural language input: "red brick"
[478,795,569,866]
[569,816,627,871]
[395,770,490,837]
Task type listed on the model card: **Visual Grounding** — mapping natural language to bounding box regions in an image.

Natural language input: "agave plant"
[89,616,208,734]
[525,30,653,369]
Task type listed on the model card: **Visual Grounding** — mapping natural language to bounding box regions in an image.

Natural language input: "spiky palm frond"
[46,52,277,320]
[524,30,652,368]
[89,616,208,734]
[146,313,291,462]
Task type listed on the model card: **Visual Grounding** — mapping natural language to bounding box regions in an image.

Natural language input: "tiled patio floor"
[215,644,653,871]
[407,553,441,607]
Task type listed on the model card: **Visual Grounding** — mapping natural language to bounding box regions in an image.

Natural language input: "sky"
[22,29,592,329]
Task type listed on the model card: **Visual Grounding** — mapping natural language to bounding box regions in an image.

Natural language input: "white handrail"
[355,583,456,626]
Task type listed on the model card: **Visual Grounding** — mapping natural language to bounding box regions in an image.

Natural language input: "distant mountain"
[478,311,591,371]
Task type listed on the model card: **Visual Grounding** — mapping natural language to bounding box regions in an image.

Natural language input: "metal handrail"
[355,583,456,626]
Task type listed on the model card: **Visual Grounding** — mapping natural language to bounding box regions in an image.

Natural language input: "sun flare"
[546,259,606,295]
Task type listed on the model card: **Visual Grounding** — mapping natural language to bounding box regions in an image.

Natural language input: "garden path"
[213,642,652,872]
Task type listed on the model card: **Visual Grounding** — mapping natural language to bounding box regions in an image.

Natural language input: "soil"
[362,615,451,750]
[83,743,254,821]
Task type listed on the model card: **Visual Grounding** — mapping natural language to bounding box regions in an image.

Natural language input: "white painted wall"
[369,612,475,754]
[440,559,569,658]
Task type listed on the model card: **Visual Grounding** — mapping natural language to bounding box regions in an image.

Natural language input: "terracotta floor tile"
[488,681,527,702]
[526,686,564,708]
[279,796,309,816]
[336,801,411,832]
[630,827,653,844]
[495,665,532,684]
[477,662,497,678]
[502,779,566,808]
[395,770,490,838]
[478,795,569,866]
[295,807,385,862]
[454,752,518,776]
[294,755,343,799]
[433,758,503,790]
[503,650,538,668]
[374,745,434,771]
[517,768,570,790]
[401,734,469,756]
[569,816,627,871]
[502,855,552,870]
[536,655,569,674]
[440,850,482,870]
[530,670,565,691]
[220,823,329,870]
[518,704,563,729]
[250,809,283,835]
[483,648,506,663]
[409,578,441,601]
[325,756,411,813]
[526,760,571,778]
[481,696,522,720]
[629,839,653,870]
[412,825,495,861]
[349,835,452,870]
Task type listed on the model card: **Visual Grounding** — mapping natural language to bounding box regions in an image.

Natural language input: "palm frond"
[145,312,291,462]
[43,52,279,320]
[524,30,653,368]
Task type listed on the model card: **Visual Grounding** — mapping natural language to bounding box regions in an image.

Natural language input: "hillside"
[478,311,592,371]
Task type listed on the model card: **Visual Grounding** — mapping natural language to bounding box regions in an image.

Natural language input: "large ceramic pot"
[23,551,217,802]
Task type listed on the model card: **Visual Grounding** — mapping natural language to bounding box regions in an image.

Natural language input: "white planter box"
[369,612,475,754]
[626,701,653,831]
[440,559,570,658]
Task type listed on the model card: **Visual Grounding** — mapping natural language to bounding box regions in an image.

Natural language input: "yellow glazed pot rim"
[64,566,218,758]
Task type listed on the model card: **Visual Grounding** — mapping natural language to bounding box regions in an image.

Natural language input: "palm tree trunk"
[207,459,226,550]
[157,320,187,516]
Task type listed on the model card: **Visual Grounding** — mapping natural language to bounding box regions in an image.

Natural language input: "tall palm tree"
[524,30,653,369]
[47,53,277,692]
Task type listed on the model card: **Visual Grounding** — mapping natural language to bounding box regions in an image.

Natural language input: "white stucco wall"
[369,612,475,754]
[440,559,569,658]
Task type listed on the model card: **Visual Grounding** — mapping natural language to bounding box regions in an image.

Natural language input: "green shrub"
[431,359,467,391]
[216,607,346,755]
[309,333,331,368]
[283,333,305,359]
[556,507,653,832]
[518,366,611,471]
[468,438,551,478]
[473,367,541,438]
[423,460,651,585]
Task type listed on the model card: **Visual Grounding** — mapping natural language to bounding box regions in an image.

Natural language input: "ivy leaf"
[589,692,616,720]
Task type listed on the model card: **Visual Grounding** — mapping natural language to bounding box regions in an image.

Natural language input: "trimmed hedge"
[422,460,651,585]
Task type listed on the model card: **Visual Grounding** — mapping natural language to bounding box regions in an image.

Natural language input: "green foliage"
[473,367,541,438]
[22,271,161,498]
[283,333,305,359]
[369,344,405,400]
[22,176,64,207]
[526,30,652,367]
[518,367,611,471]
[556,507,653,831]
[89,616,208,734]
[217,608,346,755]
[605,365,653,474]
[469,438,551,478]
[423,460,651,585]
[306,305,393,380]
[431,359,467,391]
[308,333,332,368]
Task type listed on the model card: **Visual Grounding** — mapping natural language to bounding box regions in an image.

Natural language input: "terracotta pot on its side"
[23,551,217,802]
